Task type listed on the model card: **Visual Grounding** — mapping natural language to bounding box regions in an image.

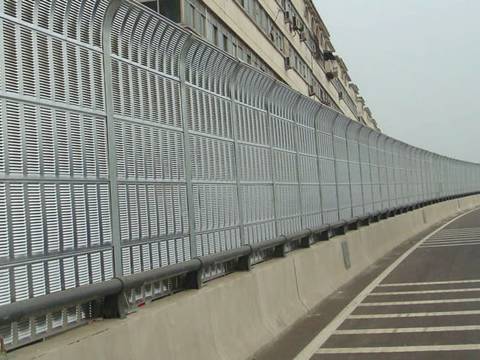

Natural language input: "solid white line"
[424,238,480,243]
[429,234,480,239]
[349,310,480,319]
[425,236,480,240]
[437,227,480,231]
[420,242,480,248]
[370,288,480,296]
[436,228,480,232]
[378,279,480,287]
[334,325,480,334]
[422,241,480,247]
[422,241,480,246]
[293,207,480,360]
[431,234,480,239]
[430,230,480,235]
[430,231,480,235]
[359,298,480,306]
[316,344,480,354]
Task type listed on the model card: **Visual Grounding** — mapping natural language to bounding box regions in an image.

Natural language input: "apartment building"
[139,0,380,130]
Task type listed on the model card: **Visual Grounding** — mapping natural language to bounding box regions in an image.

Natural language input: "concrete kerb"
[9,195,480,360]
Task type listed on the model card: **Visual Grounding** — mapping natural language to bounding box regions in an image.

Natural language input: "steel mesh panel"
[234,66,274,109]
[346,122,363,216]
[392,142,406,205]
[0,0,479,349]
[268,84,302,235]
[184,86,239,255]
[110,2,190,272]
[333,116,351,219]
[317,108,339,222]
[368,132,382,211]
[182,37,241,257]
[235,100,276,244]
[184,40,237,97]
[377,135,389,209]
[0,1,113,344]
[0,2,113,345]
[241,184,275,244]
[110,3,188,77]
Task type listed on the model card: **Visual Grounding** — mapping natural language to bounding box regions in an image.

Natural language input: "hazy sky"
[314,0,480,162]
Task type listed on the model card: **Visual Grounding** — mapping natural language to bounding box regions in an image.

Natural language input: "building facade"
[139,0,380,130]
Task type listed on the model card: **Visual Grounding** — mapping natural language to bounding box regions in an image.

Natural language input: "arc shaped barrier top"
[0,0,479,350]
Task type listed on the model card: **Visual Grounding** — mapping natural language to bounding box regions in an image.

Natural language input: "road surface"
[255,207,480,360]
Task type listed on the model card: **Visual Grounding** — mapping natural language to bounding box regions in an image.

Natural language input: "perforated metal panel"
[0,0,112,347]
[1,0,480,350]
[333,115,351,220]
[269,84,302,235]
[297,97,323,228]
[346,122,363,216]
[235,67,276,245]
[316,107,339,223]
[184,40,241,256]
[109,3,191,274]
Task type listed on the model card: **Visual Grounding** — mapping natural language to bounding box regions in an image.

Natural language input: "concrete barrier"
[10,195,480,360]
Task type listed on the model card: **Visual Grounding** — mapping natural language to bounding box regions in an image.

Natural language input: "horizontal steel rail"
[0,0,479,351]
[1,190,477,327]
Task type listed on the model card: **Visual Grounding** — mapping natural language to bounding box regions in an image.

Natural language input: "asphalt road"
[255,207,480,360]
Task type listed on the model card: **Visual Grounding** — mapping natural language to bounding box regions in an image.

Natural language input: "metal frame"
[0,0,480,350]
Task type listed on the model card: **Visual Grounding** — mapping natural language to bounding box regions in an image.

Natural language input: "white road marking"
[432,233,480,240]
[424,238,480,243]
[424,241,480,246]
[436,227,480,232]
[370,288,480,296]
[359,298,480,306]
[334,325,480,335]
[349,310,480,319]
[378,279,480,287]
[293,208,480,360]
[422,241,480,246]
[429,231,480,236]
[316,344,480,354]
[420,242,480,248]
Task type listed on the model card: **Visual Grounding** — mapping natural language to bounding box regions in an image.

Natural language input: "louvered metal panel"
[268,83,302,235]
[332,115,352,220]
[0,0,480,350]
[316,107,339,223]
[345,122,364,216]
[183,39,241,257]
[296,97,322,228]
[368,131,382,211]
[109,2,191,272]
[234,67,277,246]
[0,0,112,348]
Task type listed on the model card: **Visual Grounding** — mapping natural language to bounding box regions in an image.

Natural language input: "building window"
[198,14,206,35]
[212,25,218,46]
[140,0,158,12]
[189,4,196,28]
[223,34,229,52]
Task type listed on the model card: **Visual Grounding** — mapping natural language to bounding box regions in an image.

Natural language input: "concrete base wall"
[11,195,480,360]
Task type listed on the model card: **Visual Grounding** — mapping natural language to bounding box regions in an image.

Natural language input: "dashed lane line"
[359,298,480,306]
[420,242,480,248]
[292,207,480,360]
[349,310,480,319]
[334,325,480,335]
[378,279,480,287]
[316,344,480,354]
[370,288,480,296]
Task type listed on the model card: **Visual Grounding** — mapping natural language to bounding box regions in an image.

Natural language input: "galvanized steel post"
[178,34,197,258]
[102,0,123,276]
